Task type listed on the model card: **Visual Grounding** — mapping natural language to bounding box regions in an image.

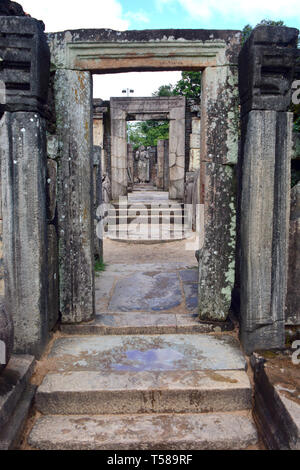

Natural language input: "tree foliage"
[173,71,202,99]
[127,120,169,150]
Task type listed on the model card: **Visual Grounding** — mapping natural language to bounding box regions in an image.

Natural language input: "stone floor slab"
[179,269,199,283]
[108,272,182,312]
[48,334,246,373]
[182,282,198,310]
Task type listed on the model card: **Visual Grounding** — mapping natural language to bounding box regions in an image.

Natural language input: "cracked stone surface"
[96,264,199,313]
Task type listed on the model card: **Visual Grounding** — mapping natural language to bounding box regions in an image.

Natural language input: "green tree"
[173,71,202,99]
[127,120,169,149]
[152,84,176,97]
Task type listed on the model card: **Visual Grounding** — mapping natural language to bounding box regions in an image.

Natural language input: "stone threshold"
[61,313,234,336]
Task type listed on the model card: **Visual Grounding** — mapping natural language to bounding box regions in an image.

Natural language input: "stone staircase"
[105,190,190,242]
[28,325,258,450]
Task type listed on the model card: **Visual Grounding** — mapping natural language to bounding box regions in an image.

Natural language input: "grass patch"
[95,258,106,273]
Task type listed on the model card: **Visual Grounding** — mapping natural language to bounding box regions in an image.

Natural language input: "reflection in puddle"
[112,348,184,371]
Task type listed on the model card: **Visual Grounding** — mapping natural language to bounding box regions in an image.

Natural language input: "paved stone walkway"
[96,263,199,313]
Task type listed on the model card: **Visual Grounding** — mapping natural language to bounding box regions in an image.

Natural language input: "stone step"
[35,369,252,415]
[42,334,247,374]
[28,412,258,450]
[106,231,187,241]
[106,224,187,231]
[61,313,233,335]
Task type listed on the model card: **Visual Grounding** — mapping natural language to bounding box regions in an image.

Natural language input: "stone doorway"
[47,28,240,334]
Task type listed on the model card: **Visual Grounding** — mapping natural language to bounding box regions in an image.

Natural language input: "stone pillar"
[1,112,49,356]
[156,140,165,190]
[127,143,134,191]
[94,145,103,261]
[163,140,169,192]
[189,117,201,171]
[110,107,127,200]
[238,26,298,353]
[54,70,95,324]
[198,64,239,322]
[285,182,300,325]
[0,16,50,357]
[169,103,185,199]
[93,118,104,170]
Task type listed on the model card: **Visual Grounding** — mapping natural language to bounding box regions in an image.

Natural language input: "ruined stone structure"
[0,1,299,449]
[0,20,298,355]
[108,96,185,200]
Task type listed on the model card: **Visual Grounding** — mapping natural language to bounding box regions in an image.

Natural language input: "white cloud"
[93,71,182,100]
[156,0,300,23]
[20,0,129,32]
[125,11,150,24]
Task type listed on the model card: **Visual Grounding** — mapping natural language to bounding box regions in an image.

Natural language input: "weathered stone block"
[198,163,236,321]
[239,110,292,353]
[54,70,94,324]
[239,26,299,115]
[0,16,50,115]
[286,182,300,325]
[0,112,48,357]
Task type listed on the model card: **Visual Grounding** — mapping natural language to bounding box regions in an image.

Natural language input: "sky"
[19,0,300,99]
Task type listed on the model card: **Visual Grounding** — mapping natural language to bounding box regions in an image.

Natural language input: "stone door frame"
[109,96,186,200]
[47,28,240,333]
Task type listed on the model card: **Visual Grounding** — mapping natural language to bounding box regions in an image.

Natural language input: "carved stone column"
[238,26,298,353]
